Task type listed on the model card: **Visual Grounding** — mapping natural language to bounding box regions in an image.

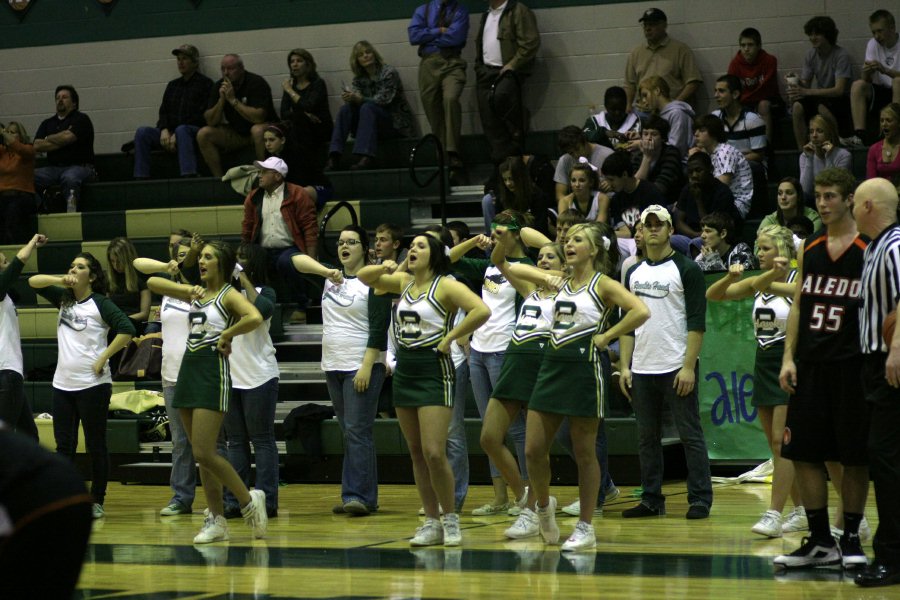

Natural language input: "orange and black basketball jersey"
[796,230,868,362]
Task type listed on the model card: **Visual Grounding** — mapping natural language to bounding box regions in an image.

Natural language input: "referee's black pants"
[863,353,900,567]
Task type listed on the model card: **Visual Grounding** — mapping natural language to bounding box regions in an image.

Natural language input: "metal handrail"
[408,133,447,227]
[317,200,359,263]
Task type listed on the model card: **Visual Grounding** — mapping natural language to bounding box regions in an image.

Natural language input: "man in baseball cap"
[132,44,213,179]
[624,7,701,110]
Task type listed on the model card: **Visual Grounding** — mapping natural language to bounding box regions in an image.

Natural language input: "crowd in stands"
[2,2,900,591]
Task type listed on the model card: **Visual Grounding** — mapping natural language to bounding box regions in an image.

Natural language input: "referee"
[853,177,900,588]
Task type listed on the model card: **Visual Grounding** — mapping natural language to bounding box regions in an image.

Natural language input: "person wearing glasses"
[291,225,391,515]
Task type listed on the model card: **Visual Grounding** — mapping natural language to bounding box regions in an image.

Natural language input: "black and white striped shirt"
[859,224,900,353]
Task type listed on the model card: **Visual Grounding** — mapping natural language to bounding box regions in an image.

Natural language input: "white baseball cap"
[640,204,672,225]
[253,157,288,176]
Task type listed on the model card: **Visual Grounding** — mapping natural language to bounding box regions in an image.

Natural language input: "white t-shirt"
[230,287,279,389]
[0,296,23,376]
[321,275,385,371]
[866,37,900,89]
[159,295,191,385]
[482,1,507,67]
[458,257,529,353]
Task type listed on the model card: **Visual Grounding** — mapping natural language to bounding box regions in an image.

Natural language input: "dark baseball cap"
[172,44,199,61]
[639,8,667,23]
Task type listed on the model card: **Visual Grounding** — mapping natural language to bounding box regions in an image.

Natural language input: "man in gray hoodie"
[639,76,695,160]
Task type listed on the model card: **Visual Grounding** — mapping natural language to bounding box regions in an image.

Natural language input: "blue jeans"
[631,369,713,510]
[329,102,397,158]
[34,165,96,202]
[482,193,497,235]
[223,378,280,512]
[447,361,470,511]
[325,365,386,509]
[133,125,201,177]
[0,370,37,440]
[52,384,111,505]
[163,383,195,509]
[469,348,527,480]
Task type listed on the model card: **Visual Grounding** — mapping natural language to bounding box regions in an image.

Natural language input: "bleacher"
[9,122,873,486]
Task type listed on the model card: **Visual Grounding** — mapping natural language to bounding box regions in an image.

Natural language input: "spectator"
[261,124,332,208]
[483,153,554,233]
[106,237,151,335]
[633,115,685,205]
[867,102,900,183]
[727,27,784,143]
[584,86,641,149]
[408,0,469,181]
[757,177,822,236]
[33,85,95,213]
[848,10,900,146]
[133,45,213,179]
[711,74,768,167]
[558,161,602,222]
[639,76,695,158]
[488,156,551,236]
[799,114,852,202]
[474,0,541,164]
[786,215,816,239]
[553,125,613,209]
[198,54,276,178]
[446,221,470,247]
[789,16,854,151]
[676,151,740,239]
[554,207,585,244]
[692,115,755,218]
[265,49,333,170]
[624,8,702,110]
[327,41,415,171]
[240,157,317,324]
[0,121,37,243]
[694,212,758,272]
[601,150,666,238]
[374,223,407,264]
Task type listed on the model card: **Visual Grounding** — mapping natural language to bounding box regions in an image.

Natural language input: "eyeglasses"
[337,239,362,247]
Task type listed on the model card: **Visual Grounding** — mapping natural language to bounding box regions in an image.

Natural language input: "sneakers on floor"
[509,486,529,517]
[343,500,371,516]
[410,518,444,546]
[242,489,268,539]
[561,521,596,552]
[782,506,808,533]
[471,502,510,516]
[840,533,869,569]
[751,510,783,538]
[561,500,603,517]
[505,508,540,539]
[773,536,841,569]
[537,497,560,545]
[194,514,229,544]
[160,501,191,517]
[442,513,462,546]
[832,517,872,542]
[92,503,105,520]
[622,503,665,518]
[686,504,710,520]
[604,486,621,502]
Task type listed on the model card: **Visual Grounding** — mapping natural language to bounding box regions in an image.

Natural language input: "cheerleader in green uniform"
[358,234,490,547]
[525,223,649,551]
[147,241,268,544]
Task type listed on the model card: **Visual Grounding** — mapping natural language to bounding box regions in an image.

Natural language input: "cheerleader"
[147,241,268,543]
[358,235,490,546]
[29,252,136,519]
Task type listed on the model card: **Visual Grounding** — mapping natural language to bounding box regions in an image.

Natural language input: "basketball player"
[775,168,870,570]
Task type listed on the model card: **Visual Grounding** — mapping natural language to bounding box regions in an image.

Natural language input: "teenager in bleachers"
[584,86,641,150]
[757,177,821,239]
[727,28,783,144]
[553,126,612,210]
[799,114,852,202]
[848,10,900,147]
[691,115,755,218]
[327,41,414,172]
[866,102,900,183]
[106,237,151,336]
[638,77,695,159]
[633,115,685,206]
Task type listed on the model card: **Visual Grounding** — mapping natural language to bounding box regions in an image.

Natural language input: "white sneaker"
[505,508,540,539]
[194,514,229,544]
[561,520,596,552]
[92,503,105,519]
[442,513,462,546]
[752,510,783,538]
[410,518,443,546]
[537,497,560,544]
[472,502,510,516]
[831,516,872,542]
[561,500,604,517]
[242,489,268,539]
[782,506,808,533]
[509,486,529,517]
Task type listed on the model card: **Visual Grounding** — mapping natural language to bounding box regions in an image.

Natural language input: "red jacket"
[241,182,318,257]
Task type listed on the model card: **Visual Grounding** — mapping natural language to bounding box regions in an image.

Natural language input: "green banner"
[699,272,772,461]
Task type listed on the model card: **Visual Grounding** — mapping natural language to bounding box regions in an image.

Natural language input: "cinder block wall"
[0,0,881,154]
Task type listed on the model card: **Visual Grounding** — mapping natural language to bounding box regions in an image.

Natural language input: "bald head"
[853,178,899,237]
